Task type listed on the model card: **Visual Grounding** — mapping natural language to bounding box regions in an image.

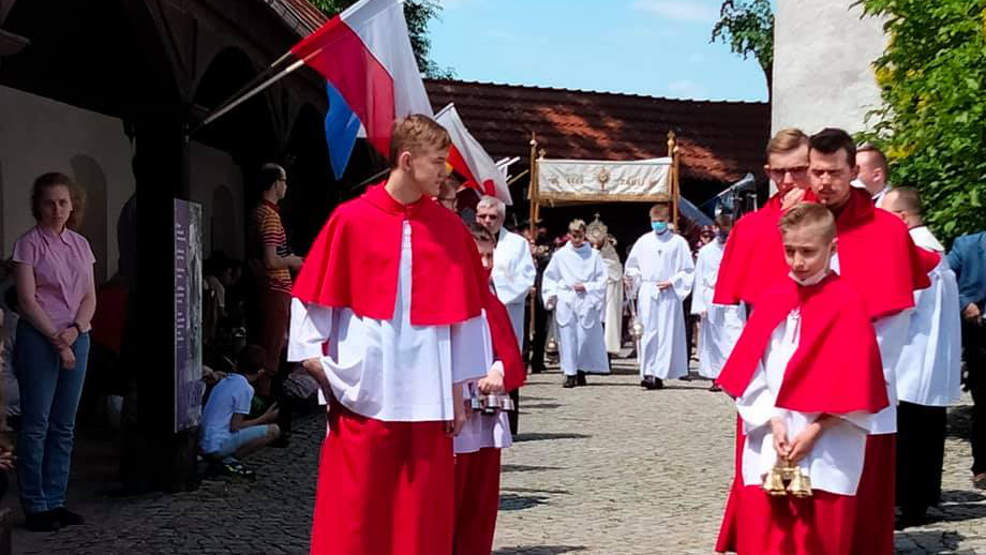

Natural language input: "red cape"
[832,187,938,319]
[714,191,810,306]
[716,273,888,414]
[482,289,526,392]
[293,183,485,325]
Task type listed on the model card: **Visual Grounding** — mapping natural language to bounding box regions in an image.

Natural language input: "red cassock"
[715,274,888,555]
[453,293,525,555]
[295,183,492,555]
[714,188,939,554]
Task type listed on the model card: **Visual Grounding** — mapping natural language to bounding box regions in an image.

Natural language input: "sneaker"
[221,458,256,480]
[24,511,60,532]
[562,376,577,388]
[53,507,85,527]
[576,371,587,386]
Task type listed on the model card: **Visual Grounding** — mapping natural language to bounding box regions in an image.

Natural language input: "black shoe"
[53,507,84,527]
[708,384,722,392]
[576,371,587,386]
[24,511,60,532]
[642,376,657,389]
[531,366,545,374]
[894,511,929,530]
[645,378,664,390]
[563,376,577,388]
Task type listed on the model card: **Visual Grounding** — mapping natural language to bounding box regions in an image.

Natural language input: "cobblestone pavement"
[8,360,986,554]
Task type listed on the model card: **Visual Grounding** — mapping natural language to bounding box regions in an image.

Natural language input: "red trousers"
[850,434,895,555]
[310,404,454,555]
[453,448,502,555]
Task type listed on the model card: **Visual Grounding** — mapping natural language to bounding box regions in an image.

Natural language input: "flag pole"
[207,50,296,116]
[193,58,306,133]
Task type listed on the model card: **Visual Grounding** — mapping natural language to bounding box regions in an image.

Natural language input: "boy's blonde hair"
[778,203,836,242]
[568,219,587,233]
[388,114,452,168]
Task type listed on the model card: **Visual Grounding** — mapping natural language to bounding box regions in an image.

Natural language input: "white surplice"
[598,243,624,354]
[830,254,911,435]
[624,230,695,379]
[287,221,489,422]
[691,239,746,379]
[736,306,878,495]
[492,227,537,351]
[541,242,609,376]
[895,227,962,406]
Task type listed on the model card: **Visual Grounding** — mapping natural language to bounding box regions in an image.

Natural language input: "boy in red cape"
[716,203,888,554]
[452,223,527,555]
[289,115,493,555]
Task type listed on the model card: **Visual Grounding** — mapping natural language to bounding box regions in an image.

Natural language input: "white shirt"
[492,227,536,307]
[288,221,489,422]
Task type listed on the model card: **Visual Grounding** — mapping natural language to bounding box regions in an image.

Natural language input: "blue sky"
[428,0,769,102]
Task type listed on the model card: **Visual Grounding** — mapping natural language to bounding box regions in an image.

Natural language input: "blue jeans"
[14,321,89,514]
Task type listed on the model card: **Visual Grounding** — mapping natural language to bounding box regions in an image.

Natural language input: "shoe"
[53,507,85,527]
[708,384,722,392]
[647,378,664,390]
[531,366,545,374]
[562,376,577,388]
[894,511,929,530]
[576,371,587,386]
[24,511,60,532]
[221,458,256,480]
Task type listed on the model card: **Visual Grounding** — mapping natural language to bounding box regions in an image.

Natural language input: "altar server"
[289,115,492,555]
[542,219,609,388]
[624,198,694,390]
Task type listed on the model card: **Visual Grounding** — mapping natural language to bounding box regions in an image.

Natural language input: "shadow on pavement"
[499,493,550,511]
[501,464,563,473]
[512,432,590,443]
[494,546,587,554]
[895,529,964,553]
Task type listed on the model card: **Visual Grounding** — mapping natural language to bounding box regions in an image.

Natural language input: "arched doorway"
[71,154,109,283]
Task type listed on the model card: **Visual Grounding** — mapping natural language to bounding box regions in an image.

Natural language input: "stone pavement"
[7,360,986,554]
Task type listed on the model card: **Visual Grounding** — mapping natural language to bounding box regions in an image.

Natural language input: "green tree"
[857,0,986,242]
[711,0,774,98]
[309,0,454,78]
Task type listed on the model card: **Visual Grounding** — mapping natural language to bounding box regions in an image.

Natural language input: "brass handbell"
[762,465,788,496]
[631,318,644,340]
[546,337,558,353]
[787,468,813,498]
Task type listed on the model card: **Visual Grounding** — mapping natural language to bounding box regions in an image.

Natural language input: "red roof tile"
[425,79,770,185]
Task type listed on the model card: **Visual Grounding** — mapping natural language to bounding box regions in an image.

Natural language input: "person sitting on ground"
[199,344,280,476]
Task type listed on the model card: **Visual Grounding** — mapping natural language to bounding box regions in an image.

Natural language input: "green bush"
[858,0,986,243]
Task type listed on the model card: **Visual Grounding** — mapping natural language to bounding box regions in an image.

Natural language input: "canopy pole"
[527,132,540,348]
[667,130,679,230]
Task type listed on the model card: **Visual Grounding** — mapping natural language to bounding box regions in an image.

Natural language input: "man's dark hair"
[809,128,856,167]
[259,163,285,193]
[236,344,268,376]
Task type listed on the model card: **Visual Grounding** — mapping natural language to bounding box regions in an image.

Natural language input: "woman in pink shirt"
[12,172,96,532]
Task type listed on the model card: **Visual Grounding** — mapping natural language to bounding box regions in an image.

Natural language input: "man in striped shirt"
[249,163,303,398]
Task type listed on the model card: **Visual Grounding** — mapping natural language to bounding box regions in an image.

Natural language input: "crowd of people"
[278,114,984,555]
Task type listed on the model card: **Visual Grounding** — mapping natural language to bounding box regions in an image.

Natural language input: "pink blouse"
[12,226,95,331]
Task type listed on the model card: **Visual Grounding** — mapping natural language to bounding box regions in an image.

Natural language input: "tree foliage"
[711,0,774,96]
[857,0,986,242]
[308,0,454,78]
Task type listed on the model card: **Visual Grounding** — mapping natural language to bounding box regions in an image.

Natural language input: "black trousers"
[529,296,548,373]
[896,401,947,517]
[963,321,986,475]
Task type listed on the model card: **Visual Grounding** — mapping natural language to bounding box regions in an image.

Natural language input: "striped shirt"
[251,201,293,294]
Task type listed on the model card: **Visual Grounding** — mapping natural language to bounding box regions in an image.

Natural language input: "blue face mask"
[651,221,668,234]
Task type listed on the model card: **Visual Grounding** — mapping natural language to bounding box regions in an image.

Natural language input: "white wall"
[0,84,135,279]
[0,85,247,280]
[772,0,887,135]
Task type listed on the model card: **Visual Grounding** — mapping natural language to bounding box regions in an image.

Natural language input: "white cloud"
[633,0,719,23]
